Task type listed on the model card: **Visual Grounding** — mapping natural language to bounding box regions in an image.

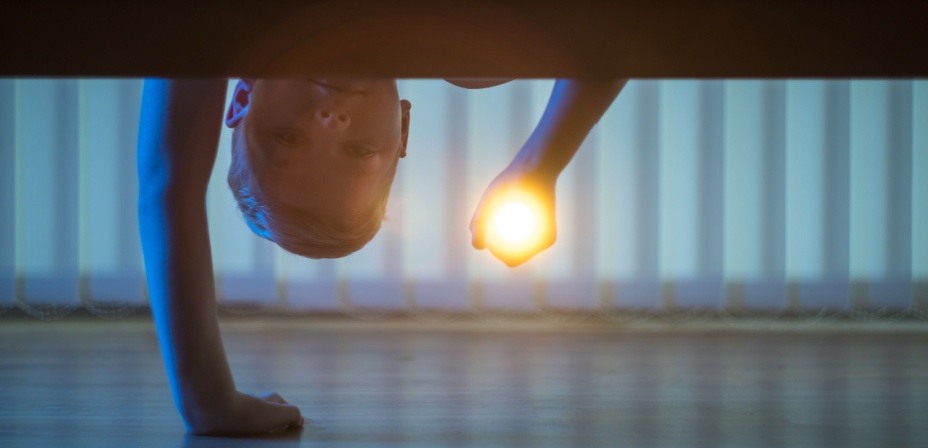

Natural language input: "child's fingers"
[469,209,486,250]
[264,402,304,431]
[231,392,305,435]
[489,246,528,268]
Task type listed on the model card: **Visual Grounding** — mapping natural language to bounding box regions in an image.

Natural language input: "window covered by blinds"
[0,79,925,313]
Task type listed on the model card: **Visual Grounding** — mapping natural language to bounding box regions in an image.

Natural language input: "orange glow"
[493,202,536,243]
[485,191,548,260]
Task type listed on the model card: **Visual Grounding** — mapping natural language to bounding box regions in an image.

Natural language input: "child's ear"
[399,99,411,158]
[225,78,255,128]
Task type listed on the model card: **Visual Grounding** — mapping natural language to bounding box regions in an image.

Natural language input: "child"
[137,78,624,435]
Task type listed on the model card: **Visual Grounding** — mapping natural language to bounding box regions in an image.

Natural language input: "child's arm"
[138,79,303,435]
[470,79,627,267]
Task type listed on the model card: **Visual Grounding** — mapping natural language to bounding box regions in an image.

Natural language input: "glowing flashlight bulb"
[494,202,536,243]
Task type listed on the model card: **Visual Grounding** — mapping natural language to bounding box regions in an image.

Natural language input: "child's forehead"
[250,80,398,115]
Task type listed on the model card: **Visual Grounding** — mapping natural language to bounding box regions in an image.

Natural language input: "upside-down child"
[138,78,625,435]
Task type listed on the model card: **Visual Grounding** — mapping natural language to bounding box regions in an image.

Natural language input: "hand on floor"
[189,391,304,436]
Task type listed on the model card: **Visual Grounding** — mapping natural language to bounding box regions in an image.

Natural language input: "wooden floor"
[1,316,927,448]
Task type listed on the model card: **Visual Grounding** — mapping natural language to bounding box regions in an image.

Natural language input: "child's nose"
[315,109,350,130]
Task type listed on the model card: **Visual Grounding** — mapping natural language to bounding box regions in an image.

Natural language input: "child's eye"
[345,144,376,159]
[275,130,304,147]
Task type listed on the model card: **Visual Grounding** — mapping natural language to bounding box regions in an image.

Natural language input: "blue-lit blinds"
[914,83,928,308]
[16,80,80,306]
[1,79,925,313]
[0,80,13,307]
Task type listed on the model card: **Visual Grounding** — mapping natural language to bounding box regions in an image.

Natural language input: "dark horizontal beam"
[2,0,926,78]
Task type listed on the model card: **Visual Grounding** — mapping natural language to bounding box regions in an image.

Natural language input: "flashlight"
[485,191,547,260]
[493,202,536,243]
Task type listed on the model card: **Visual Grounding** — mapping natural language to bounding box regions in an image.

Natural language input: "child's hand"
[191,391,304,436]
[470,165,557,267]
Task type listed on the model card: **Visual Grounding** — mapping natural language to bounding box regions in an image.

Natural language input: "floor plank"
[1,317,927,447]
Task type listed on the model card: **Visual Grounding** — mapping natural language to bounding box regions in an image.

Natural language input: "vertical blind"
[0,79,925,314]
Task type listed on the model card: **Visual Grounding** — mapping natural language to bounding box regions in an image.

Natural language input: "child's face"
[229,79,410,224]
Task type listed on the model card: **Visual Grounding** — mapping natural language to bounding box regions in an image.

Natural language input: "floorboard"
[1,317,927,447]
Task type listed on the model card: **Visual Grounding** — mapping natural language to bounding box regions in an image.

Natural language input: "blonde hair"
[227,127,396,259]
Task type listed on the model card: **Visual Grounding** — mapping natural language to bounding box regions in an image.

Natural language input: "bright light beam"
[493,202,536,243]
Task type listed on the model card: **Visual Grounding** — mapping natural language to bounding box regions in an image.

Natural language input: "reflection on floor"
[1,316,927,447]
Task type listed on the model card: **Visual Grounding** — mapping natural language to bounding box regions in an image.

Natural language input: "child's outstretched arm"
[470,79,627,267]
[138,79,303,435]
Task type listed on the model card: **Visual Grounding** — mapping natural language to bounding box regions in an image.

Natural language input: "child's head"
[225,79,410,258]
